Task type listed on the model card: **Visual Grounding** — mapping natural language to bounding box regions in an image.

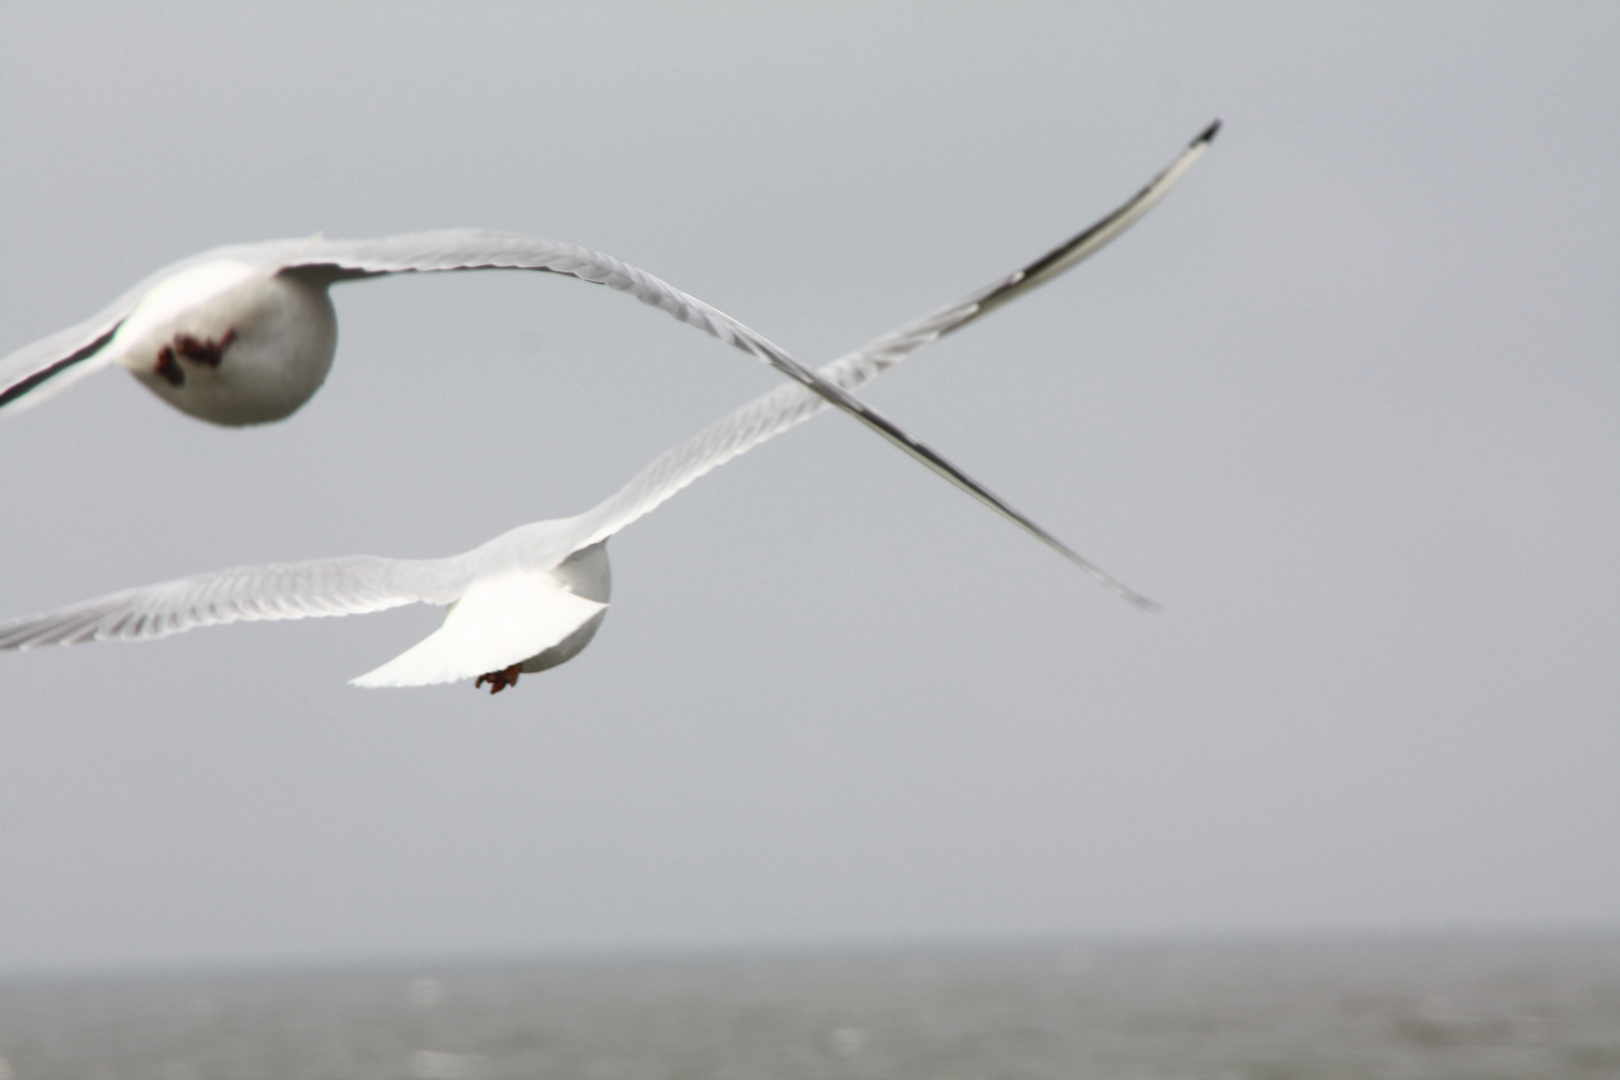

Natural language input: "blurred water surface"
[1,933,1616,1079]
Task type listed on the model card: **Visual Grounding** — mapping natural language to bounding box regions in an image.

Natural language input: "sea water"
[0,933,1616,1079]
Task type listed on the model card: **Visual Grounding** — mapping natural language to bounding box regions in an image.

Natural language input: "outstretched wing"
[0,321,123,415]
[850,119,1220,367]
[6,221,1172,563]
[0,554,437,650]
[573,122,1220,605]
[288,228,861,406]
[0,260,193,415]
[284,227,1134,541]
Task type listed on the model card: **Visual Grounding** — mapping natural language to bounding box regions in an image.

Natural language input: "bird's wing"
[572,123,1219,605]
[283,228,838,380]
[0,320,124,414]
[283,229,1148,565]
[829,120,1220,378]
[0,554,456,650]
[0,267,189,415]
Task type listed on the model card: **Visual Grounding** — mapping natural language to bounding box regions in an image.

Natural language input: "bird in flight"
[1,220,951,430]
[0,122,1218,692]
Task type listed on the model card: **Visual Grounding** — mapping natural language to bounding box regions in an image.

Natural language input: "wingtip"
[1112,585,1162,613]
[1195,119,1222,146]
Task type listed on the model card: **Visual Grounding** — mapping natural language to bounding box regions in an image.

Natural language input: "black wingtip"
[1195,119,1222,146]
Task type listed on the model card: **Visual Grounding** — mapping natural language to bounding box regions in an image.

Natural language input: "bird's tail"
[351,569,606,688]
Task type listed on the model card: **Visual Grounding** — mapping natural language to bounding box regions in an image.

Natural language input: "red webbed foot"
[474,663,522,694]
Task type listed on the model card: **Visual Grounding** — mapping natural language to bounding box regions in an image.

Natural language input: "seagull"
[1,218,950,430]
[0,219,1000,503]
[0,122,1218,692]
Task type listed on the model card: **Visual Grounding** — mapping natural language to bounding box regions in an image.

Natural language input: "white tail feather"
[351,570,607,688]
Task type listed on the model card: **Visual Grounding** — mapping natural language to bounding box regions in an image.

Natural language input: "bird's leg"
[173,328,237,368]
[153,345,185,387]
[474,663,522,694]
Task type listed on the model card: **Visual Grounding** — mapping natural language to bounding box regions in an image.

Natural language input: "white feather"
[0,124,1218,685]
[351,570,607,688]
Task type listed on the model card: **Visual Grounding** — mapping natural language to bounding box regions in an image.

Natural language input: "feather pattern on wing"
[574,120,1219,549]
[0,555,427,649]
[284,229,992,479]
[290,230,752,346]
[282,227,1177,586]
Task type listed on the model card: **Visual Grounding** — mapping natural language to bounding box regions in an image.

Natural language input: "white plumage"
[1,225,884,428]
[0,123,1217,691]
[4,223,1149,574]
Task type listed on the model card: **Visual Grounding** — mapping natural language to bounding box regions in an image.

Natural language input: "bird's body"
[110,255,338,424]
[0,123,1218,691]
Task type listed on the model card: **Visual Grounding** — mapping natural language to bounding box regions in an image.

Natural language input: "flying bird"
[0,219,1005,507]
[0,140,1212,583]
[3,228,819,427]
[0,122,1218,692]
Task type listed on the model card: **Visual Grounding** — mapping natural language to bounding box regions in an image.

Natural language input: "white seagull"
[2,226,833,428]
[0,215,1019,518]
[3,200,995,434]
[0,123,1217,692]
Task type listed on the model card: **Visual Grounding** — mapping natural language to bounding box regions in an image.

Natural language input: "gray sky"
[0,4,1614,975]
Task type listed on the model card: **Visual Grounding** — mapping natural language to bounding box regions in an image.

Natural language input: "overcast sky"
[0,4,1614,976]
